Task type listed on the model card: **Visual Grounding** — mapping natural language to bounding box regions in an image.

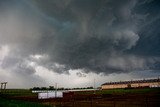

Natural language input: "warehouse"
[101,78,160,90]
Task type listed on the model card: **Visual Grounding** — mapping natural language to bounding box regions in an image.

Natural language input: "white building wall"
[101,81,160,90]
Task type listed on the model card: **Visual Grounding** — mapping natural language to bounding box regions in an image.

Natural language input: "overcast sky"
[0,0,160,89]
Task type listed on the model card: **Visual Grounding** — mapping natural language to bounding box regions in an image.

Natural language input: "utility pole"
[0,83,3,92]
[0,82,7,93]
[55,83,57,98]
[4,82,7,89]
[94,79,96,94]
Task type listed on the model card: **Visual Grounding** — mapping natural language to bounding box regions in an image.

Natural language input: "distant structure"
[1,82,7,92]
[101,78,160,90]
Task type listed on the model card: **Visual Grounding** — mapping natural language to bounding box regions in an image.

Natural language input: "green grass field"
[0,89,36,96]
[2,88,159,96]
[0,89,47,107]
[98,88,160,94]
[75,88,160,95]
[0,97,50,107]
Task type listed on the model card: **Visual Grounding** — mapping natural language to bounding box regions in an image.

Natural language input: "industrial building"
[101,78,160,90]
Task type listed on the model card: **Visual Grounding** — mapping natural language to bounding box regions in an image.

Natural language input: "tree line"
[31,86,94,90]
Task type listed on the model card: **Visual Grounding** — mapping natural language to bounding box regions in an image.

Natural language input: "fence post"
[146,96,148,107]
[91,98,93,107]
[113,98,116,107]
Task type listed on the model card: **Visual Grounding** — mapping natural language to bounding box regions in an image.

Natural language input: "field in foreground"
[0,97,50,107]
[0,88,160,107]
[0,89,50,107]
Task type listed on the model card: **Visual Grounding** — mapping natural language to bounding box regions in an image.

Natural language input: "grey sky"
[0,0,160,88]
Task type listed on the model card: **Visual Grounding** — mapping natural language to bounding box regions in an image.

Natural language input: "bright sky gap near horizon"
[0,0,160,88]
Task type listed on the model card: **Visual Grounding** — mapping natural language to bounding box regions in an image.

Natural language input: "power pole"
[94,79,96,94]
[55,83,57,98]
[4,82,7,89]
[0,83,3,92]
[1,83,3,90]
[0,82,7,93]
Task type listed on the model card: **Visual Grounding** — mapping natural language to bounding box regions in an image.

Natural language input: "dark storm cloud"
[0,0,159,75]
[1,53,36,75]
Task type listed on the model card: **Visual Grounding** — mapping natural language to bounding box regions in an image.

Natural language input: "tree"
[41,87,47,90]
[32,87,40,90]
[49,86,55,90]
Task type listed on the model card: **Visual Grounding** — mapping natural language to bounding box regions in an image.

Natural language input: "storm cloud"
[0,0,160,78]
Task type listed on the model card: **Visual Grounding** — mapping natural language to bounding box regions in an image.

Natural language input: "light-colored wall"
[101,81,160,89]
[101,84,128,89]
